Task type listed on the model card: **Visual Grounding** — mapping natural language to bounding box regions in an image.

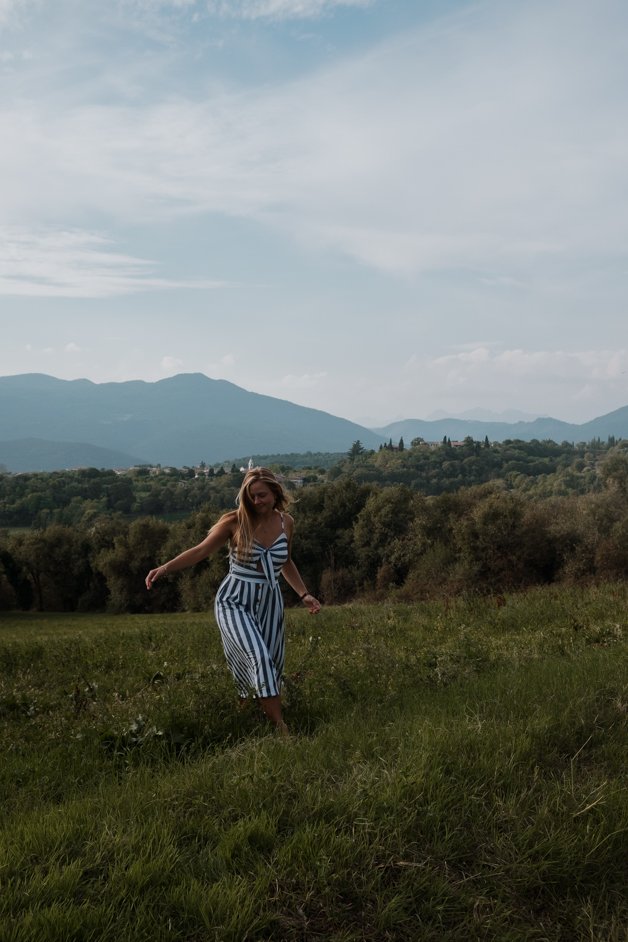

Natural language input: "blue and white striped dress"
[214,516,289,699]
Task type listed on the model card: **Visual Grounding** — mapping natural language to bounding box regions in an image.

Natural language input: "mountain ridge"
[0,438,146,473]
[373,405,628,444]
[1,373,626,473]
[0,373,384,471]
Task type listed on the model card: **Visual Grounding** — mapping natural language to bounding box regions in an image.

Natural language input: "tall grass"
[0,584,626,941]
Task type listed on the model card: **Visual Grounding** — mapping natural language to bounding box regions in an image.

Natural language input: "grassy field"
[0,585,626,941]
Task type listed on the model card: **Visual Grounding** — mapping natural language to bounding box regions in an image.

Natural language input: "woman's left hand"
[301,593,321,614]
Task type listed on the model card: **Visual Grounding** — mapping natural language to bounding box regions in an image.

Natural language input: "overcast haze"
[1,0,627,428]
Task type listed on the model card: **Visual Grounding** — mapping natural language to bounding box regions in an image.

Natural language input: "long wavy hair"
[232,467,291,560]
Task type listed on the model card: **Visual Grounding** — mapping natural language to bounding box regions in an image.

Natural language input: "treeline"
[0,437,621,531]
[2,454,628,612]
[0,466,328,530]
[338,435,617,496]
[0,466,243,529]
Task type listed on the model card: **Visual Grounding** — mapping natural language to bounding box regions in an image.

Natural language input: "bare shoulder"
[283,512,295,534]
[220,509,238,524]
[209,511,237,538]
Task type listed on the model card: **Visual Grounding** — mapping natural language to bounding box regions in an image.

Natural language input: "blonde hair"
[232,467,291,560]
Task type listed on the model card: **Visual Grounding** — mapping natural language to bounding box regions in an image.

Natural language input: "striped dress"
[214,515,289,699]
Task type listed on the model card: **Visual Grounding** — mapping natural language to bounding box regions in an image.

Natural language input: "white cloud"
[205,0,372,20]
[22,343,75,359]
[279,371,327,389]
[161,356,184,371]
[123,0,371,13]
[0,0,35,27]
[430,346,628,381]
[420,346,628,416]
[0,228,225,298]
[127,0,197,8]
[206,354,236,377]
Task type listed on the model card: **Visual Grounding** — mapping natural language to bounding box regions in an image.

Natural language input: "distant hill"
[0,438,146,474]
[374,406,628,444]
[0,373,384,471]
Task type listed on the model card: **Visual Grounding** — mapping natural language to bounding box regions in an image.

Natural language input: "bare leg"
[258,695,289,735]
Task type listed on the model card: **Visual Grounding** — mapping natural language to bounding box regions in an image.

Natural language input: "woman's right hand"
[145,565,168,590]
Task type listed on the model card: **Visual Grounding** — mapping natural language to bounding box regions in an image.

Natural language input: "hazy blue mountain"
[2,373,626,473]
[0,438,146,473]
[0,373,384,470]
[374,406,628,444]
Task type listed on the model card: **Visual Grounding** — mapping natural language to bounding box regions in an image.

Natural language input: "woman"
[146,467,320,735]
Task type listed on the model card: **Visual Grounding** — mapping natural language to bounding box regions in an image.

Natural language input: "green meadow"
[0,586,626,941]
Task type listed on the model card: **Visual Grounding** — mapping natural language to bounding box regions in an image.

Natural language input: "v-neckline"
[252,510,285,550]
[253,532,286,551]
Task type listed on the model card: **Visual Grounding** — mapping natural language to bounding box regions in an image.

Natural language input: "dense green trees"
[1,438,627,612]
[0,438,620,530]
[2,471,628,613]
[0,467,232,529]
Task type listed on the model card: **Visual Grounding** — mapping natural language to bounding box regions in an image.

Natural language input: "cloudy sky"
[1,0,627,427]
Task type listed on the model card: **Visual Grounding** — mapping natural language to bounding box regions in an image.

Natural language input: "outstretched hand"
[145,566,167,590]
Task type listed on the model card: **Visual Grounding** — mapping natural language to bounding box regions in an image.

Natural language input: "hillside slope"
[0,373,383,469]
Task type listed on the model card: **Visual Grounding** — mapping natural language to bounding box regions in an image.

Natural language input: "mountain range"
[372,410,628,445]
[0,373,383,472]
[0,373,626,473]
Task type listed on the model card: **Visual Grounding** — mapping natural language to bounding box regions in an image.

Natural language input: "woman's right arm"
[145,513,235,590]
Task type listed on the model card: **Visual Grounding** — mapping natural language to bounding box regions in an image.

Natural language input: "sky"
[1,0,627,428]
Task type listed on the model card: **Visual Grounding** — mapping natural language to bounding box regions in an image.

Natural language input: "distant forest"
[1,436,628,612]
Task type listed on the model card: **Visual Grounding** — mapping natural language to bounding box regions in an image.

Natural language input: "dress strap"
[280,512,285,530]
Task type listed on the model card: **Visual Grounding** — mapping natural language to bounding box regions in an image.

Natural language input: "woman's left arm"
[281,515,321,614]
